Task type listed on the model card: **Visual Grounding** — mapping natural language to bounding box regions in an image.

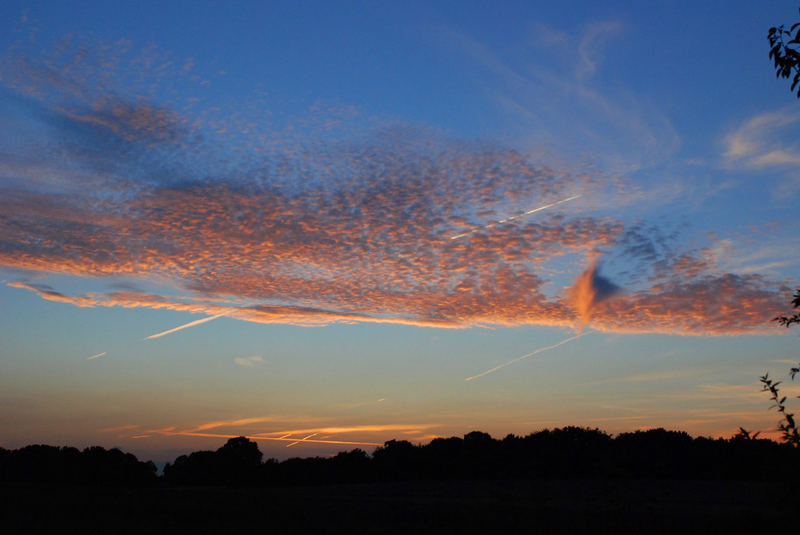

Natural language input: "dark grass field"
[3,478,797,534]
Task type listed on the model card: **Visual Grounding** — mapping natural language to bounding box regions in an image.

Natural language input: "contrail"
[286,433,319,448]
[465,331,590,381]
[153,429,382,447]
[87,352,107,360]
[451,194,581,240]
[144,312,227,340]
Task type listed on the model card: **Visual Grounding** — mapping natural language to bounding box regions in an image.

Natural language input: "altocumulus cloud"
[0,35,790,336]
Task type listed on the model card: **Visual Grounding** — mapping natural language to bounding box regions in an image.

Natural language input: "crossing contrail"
[144,312,227,340]
[451,194,581,240]
[286,433,319,448]
[155,429,383,446]
[465,331,590,381]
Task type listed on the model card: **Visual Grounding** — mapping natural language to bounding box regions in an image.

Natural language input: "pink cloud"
[0,36,791,336]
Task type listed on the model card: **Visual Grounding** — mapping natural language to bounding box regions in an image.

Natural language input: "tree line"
[0,444,157,486]
[2,427,798,488]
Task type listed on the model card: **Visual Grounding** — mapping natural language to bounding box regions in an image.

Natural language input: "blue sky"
[0,1,799,462]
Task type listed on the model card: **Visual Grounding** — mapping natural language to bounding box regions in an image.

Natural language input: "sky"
[1,1,799,462]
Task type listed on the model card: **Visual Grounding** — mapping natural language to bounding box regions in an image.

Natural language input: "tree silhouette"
[769,8,800,97]
[217,436,263,485]
[760,289,800,446]
[5,429,800,488]
[164,436,263,486]
[372,439,417,479]
[760,372,799,446]
[0,444,156,485]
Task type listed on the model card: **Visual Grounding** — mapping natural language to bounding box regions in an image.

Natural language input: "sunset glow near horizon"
[1,1,800,462]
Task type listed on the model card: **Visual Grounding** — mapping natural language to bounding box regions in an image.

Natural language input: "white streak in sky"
[451,194,581,240]
[465,332,589,381]
[87,351,107,360]
[286,433,319,448]
[144,312,227,340]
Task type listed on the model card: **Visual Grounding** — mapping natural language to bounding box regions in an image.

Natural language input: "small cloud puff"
[234,355,265,367]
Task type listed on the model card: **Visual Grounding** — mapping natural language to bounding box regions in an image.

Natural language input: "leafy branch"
[760,372,800,446]
[734,427,760,440]
[753,287,800,446]
[768,10,800,97]
[774,290,800,332]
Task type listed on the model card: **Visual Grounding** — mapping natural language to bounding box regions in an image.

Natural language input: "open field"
[3,478,797,534]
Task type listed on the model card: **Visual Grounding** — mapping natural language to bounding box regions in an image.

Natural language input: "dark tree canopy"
[4,429,800,488]
[164,436,264,486]
[0,444,156,485]
[769,9,800,97]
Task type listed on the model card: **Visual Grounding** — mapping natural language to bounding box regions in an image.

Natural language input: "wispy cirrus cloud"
[724,108,800,169]
[575,21,623,80]
[0,34,791,336]
[437,21,680,172]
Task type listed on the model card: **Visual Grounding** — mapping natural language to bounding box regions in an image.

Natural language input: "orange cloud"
[6,281,97,307]
[587,273,787,335]
[141,418,439,448]
[151,430,382,447]
[0,39,791,336]
[566,261,622,328]
[4,169,788,335]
